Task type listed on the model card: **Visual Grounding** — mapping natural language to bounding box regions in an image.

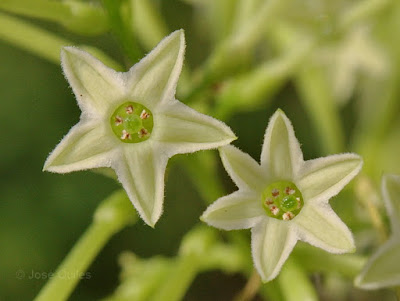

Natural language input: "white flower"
[355,174,400,289]
[43,30,236,227]
[201,109,362,282]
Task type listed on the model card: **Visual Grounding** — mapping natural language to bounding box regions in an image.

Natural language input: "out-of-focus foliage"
[1,0,400,300]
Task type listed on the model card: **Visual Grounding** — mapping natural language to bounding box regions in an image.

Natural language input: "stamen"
[115,116,123,125]
[269,205,279,216]
[140,110,150,119]
[261,180,304,221]
[138,128,149,138]
[121,130,131,140]
[296,197,301,209]
[265,198,274,205]
[282,212,294,221]
[110,101,154,143]
[285,187,295,195]
[126,105,134,114]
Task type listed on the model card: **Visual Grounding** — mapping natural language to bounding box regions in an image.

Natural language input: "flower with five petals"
[43,30,236,227]
[201,109,362,282]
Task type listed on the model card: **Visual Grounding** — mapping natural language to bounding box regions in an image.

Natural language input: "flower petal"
[260,110,303,180]
[355,237,400,289]
[296,153,362,204]
[127,30,185,108]
[43,121,116,173]
[219,145,267,193]
[113,144,167,227]
[293,203,355,253]
[61,47,125,116]
[201,191,265,230]
[251,218,298,282]
[382,174,400,232]
[153,100,236,154]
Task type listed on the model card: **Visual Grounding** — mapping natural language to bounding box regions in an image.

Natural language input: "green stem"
[233,270,261,301]
[0,12,122,69]
[102,0,142,64]
[0,11,70,64]
[295,64,345,153]
[278,258,319,301]
[0,0,108,35]
[34,190,137,301]
[183,0,285,103]
[151,253,200,301]
[215,36,315,120]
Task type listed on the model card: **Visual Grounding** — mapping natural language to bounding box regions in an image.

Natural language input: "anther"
[138,128,149,138]
[270,205,279,216]
[140,110,150,119]
[121,130,131,140]
[282,212,294,220]
[261,180,304,221]
[126,105,134,114]
[115,116,123,125]
[265,198,274,205]
[285,187,295,195]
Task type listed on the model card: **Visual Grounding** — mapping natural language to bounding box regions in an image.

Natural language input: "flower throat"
[262,181,304,221]
[110,101,154,143]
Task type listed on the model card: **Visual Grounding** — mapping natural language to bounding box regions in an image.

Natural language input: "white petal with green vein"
[293,203,355,253]
[251,218,297,282]
[44,121,116,173]
[260,110,303,180]
[201,191,264,230]
[297,153,362,204]
[62,47,125,115]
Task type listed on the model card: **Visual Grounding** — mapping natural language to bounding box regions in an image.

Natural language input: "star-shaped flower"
[43,30,236,227]
[201,109,362,282]
[355,174,400,289]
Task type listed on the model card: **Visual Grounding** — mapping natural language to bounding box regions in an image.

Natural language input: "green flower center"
[110,101,154,143]
[261,181,304,221]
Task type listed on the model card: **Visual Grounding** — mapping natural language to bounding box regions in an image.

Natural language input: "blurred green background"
[1,0,400,300]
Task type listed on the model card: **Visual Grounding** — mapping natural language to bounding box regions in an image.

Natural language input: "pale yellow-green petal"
[382,174,400,232]
[296,153,362,204]
[127,30,185,109]
[251,218,298,282]
[293,203,355,253]
[260,110,303,180]
[112,144,168,227]
[43,120,116,173]
[219,145,266,193]
[201,191,265,230]
[153,100,236,154]
[355,237,400,289]
[61,47,125,116]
